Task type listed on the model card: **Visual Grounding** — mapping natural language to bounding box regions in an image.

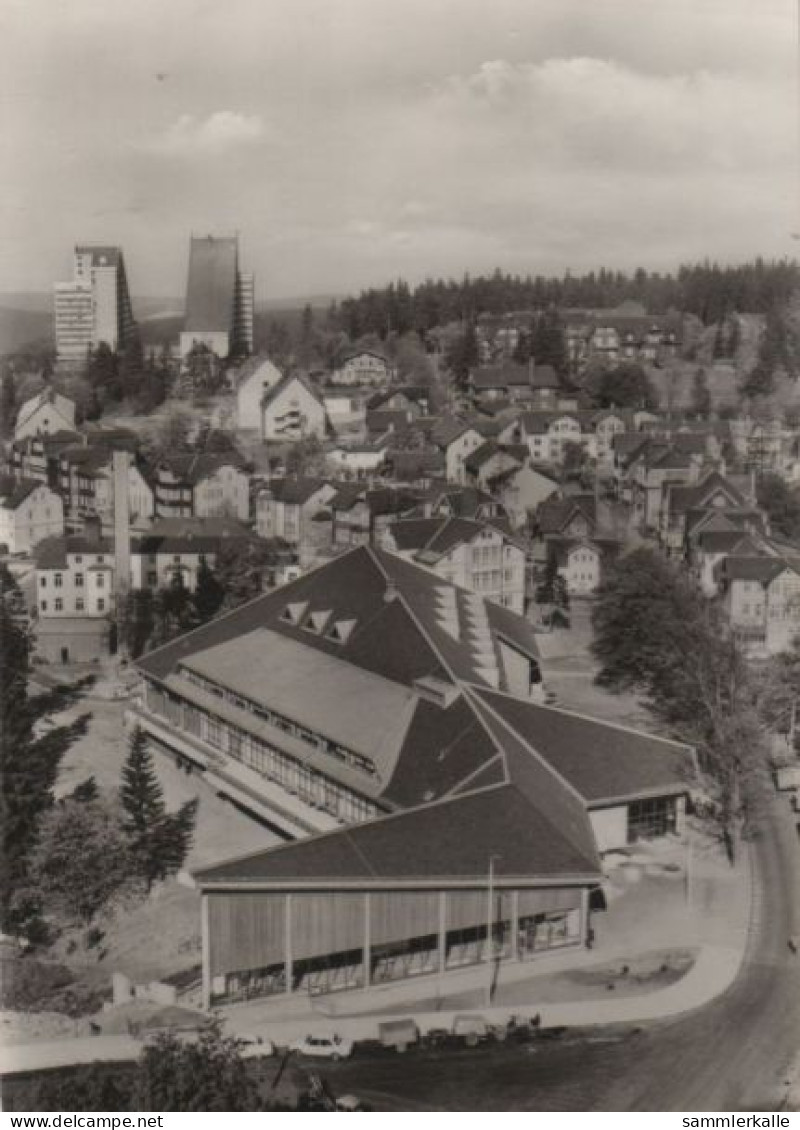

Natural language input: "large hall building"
[133,547,693,1009]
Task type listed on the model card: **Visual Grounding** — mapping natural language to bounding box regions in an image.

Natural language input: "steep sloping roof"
[263,477,329,506]
[716,556,795,584]
[472,687,693,807]
[262,372,324,412]
[194,783,599,886]
[184,236,237,333]
[158,452,246,484]
[0,476,41,510]
[35,534,112,569]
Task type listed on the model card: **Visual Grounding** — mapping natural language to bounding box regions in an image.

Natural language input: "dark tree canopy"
[0,609,91,934]
[756,474,800,541]
[584,363,658,410]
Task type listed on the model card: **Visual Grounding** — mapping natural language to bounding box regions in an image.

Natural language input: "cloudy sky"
[0,0,796,301]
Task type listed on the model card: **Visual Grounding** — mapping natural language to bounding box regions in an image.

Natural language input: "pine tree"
[120,727,165,842]
[120,728,198,889]
[150,799,199,880]
[1,369,17,437]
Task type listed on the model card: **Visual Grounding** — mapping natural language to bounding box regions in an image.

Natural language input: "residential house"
[384,516,527,612]
[366,385,431,416]
[330,484,420,548]
[329,349,394,387]
[57,445,155,531]
[321,389,372,436]
[521,411,585,466]
[14,389,76,441]
[547,537,620,596]
[490,463,560,530]
[658,471,758,557]
[235,356,283,430]
[564,305,681,373]
[688,530,767,597]
[261,374,327,442]
[130,518,254,592]
[419,484,507,523]
[255,477,337,567]
[715,554,800,657]
[432,419,487,484]
[326,438,390,478]
[469,362,561,409]
[463,440,524,491]
[0,476,64,554]
[154,454,250,522]
[34,528,115,661]
[8,430,82,486]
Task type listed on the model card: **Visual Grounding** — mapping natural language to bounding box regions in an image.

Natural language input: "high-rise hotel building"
[179,235,254,360]
[54,245,137,363]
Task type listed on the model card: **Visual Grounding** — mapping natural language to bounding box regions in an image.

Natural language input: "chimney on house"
[113,449,132,606]
[84,514,103,545]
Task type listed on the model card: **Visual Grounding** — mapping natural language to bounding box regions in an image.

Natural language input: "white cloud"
[146,111,266,155]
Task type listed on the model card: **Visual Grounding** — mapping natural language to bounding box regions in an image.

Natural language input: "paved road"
[287,796,800,1111]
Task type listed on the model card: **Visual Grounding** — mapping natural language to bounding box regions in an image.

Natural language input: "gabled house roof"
[691,530,762,555]
[158,452,246,485]
[15,388,76,432]
[390,515,522,562]
[0,475,43,510]
[666,472,747,516]
[537,494,596,536]
[366,385,430,410]
[261,372,325,412]
[35,533,113,569]
[261,477,331,506]
[715,555,797,585]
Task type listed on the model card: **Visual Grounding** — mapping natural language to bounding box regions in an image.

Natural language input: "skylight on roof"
[306,609,332,634]
[325,618,356,644]
[280,600,309,625]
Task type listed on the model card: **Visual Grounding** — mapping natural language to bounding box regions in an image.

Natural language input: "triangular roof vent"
[280,600,308,625]
[307,609,332,634]
[326,618,356,644]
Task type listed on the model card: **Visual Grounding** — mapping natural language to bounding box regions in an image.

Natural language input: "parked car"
[378,1018,419,1053]
[451,1014,493,1047]
[290,1032,354,1060]
[336,1094,372,1111]
[236,1033,276,1058]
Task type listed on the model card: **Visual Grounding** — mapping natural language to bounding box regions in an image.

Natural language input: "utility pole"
[485,853,501,1007]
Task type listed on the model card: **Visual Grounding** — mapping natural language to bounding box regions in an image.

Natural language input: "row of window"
[178,668,377,779]
[40,597,104,613]
[41,571,107,590]
[147,685,377,825]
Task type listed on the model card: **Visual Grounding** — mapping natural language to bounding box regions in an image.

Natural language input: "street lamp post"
[485,853,501,1007]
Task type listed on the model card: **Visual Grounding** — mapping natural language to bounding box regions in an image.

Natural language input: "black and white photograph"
[0,0,799,1114]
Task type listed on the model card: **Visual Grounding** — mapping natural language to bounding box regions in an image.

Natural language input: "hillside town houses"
[5,313,800,673]
[5,264,800,1068]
